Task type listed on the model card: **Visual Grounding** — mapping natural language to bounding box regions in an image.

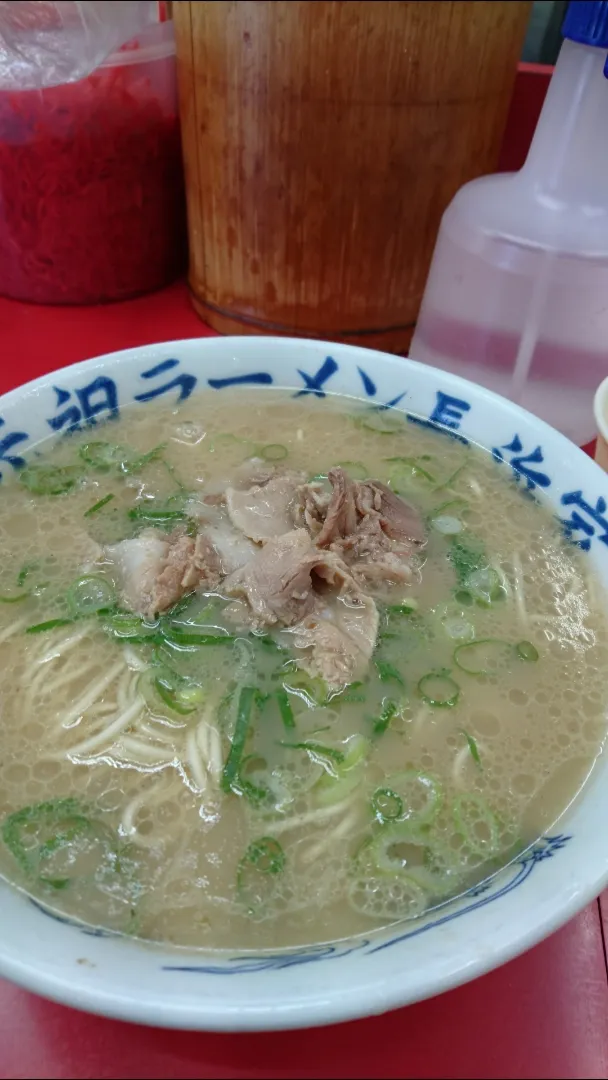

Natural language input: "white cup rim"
[593,376,608,443]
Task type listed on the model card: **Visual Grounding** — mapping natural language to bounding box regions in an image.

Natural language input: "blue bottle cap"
[562,0,608,47]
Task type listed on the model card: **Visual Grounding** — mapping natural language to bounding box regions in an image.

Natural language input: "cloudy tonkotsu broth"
[0,389,605,951]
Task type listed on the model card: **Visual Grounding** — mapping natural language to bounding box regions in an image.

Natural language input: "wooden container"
[174,1,531,352]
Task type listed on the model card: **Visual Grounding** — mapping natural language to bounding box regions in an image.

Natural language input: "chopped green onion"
[236,756,273,807]
[517,640,539,662]
[122,444,166,475]
[128,506,187,524]
[368,821,428,874]
[161,624,235,649]
[79,442,128,472]
[102,613,161,644]
[462,567,504,607]
[281,670,327,707]
[383,770,443,825]
[308,473,328,484]
[453,793,500,856]
[84,493,115,518]
[460,729,482,767]
[259,444,288,462]
[26,618,74,635]
[436,463,467,491]
[17,564,36,588]
[222,686,257,795]
[154,677,204,716]
[453,638,513,676]
[448,534,486,586]
[313,735,369,806]
[431,515,462,535]
[431,496,469,518]
[81,441,165,476]
[163,592,197,621]
[385,598,419,616]
[454,589,474,607]
[347,867,427,921]
[373,698,398,736]
[417,671,460,707]
[2,797,90,884]
[66,575,115,617]
[441,616,475,642]
[0,592,29,604]
[375,660,405,686]
[340,735,367,770]
[244,836,285,873]
[335,461,368,480]
[237,836,286,917]
[333,680,367,704]
[2,798,137,904]
[371,787,404,823]
[357,408,404,434]
[19,464,80,496]
[386,456,436,487]
[276,687,296,729]
[280,741,345,766]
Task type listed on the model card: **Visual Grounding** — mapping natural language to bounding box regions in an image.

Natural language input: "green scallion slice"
[259,444,288,462]
[417,671,460,707]
[371,787,404,823]
[26,618,74,635]
[84,493,115,518]
[66,575,115,618]
[19,464,80,496]
[516,640,539,662]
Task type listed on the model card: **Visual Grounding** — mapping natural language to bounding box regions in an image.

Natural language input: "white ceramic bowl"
[0,335,607,1031]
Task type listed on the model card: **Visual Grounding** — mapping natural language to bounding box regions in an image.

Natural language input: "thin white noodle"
[205,724,223,779]
[120,770,178,839]
[117,668,137,711]
[491,562,511,599]
[267,797,356,835]
[44,659,101,698]
[68,696,143,757]
[122,646,148,672]
[195,720,223,780]
[511,551,529,628]
[22,664,54,715]
[186,728,207,792]
[195,720,210,764]
[121,792,148,837]
[0,616,28,644]
[35,626,90,665]
[61,660,125,728]
[135,719,180,744]
[452,744,477,789]
[91,702,118,716]
[411,705,431,733]
[301,807,360,863]
[116,737,174,765]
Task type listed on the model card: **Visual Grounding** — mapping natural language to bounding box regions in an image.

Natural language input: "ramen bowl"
[0,335,607,1031]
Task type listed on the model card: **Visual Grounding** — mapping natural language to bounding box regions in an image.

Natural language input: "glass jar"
[0,20,187,305]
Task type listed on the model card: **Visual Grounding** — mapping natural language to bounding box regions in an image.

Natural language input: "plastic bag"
[0,1,158,90]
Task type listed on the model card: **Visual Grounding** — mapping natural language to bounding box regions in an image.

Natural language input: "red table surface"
[2,65,608,1080]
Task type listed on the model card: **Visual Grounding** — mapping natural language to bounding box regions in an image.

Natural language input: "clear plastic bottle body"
[411,39,608,445]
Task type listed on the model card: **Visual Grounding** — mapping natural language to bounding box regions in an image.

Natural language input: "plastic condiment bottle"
[410,0,608,446]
